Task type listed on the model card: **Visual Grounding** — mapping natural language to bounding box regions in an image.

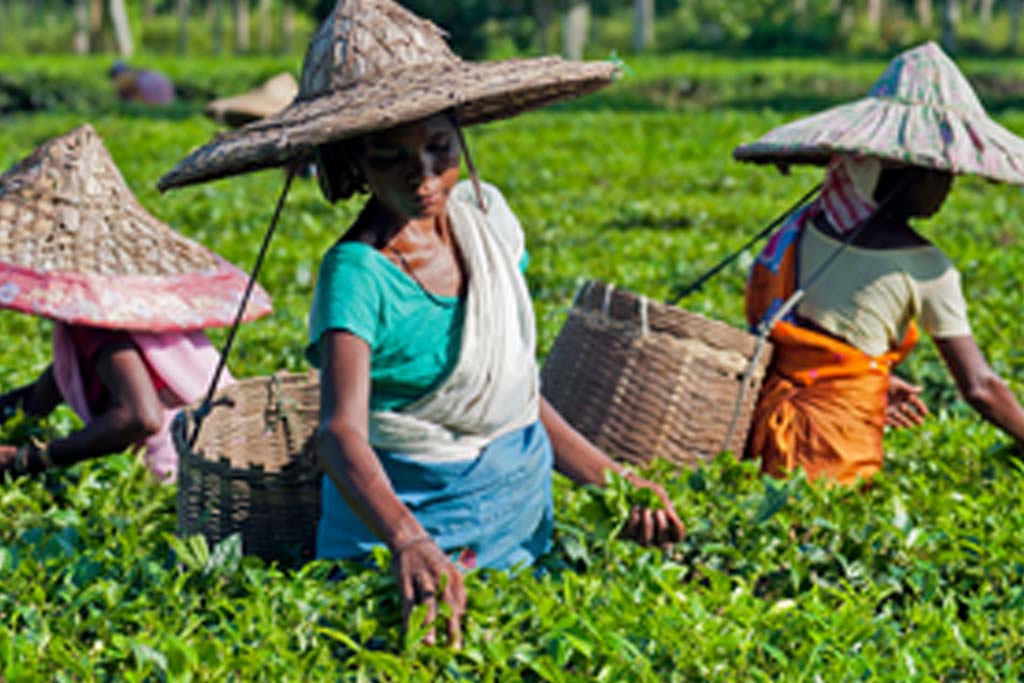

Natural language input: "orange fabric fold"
[748,321,917,485]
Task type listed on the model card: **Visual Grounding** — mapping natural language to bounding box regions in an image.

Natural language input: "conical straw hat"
[0,124,272,331]
[158,0,617,191]
[205,72,300,128]
[733,41,1024,186]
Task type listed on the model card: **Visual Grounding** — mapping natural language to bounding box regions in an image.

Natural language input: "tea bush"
[1,53,1023,681]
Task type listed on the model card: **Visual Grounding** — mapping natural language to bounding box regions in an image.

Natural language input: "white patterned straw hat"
[733,41,1024,185]
[159,0,617,191]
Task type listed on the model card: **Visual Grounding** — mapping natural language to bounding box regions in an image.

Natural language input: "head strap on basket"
[189,169,297,448]
[446,109,486,212]
[666,182,822,306]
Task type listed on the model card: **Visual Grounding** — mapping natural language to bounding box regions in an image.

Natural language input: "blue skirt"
[316,421,554,570]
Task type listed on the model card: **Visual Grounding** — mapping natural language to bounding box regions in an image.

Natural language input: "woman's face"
[904,168,954,217]
[876,166,954,218]
[360,113,462,220]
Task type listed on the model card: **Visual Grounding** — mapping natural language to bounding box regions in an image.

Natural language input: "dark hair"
[873,166,916,205]
[314,137,368,203]
[108,61,130,79]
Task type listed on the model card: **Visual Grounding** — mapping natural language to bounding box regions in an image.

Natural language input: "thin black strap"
[447,109,486,212]
[189,168,297,448]
[665,182,822,306]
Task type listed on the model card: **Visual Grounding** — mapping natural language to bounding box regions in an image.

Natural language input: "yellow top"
[796,224,971,356]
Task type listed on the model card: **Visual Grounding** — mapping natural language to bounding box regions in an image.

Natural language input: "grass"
[1,52,1024,680]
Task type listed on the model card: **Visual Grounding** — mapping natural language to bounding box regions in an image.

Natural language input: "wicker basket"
[541,280,773,469]
[172,371,322,566]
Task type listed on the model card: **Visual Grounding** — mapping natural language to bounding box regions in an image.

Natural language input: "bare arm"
[0,365,62,419]
[45,342,164,467]
[541,395,625,486]
[540,396,685,545]
[935,335,1024,443]
[315,330,464,647]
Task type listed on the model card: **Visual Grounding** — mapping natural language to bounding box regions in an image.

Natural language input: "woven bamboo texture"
[158,0,616,190]
[541,280,772,468]
[0,124,217,276]
[173,372,322,566]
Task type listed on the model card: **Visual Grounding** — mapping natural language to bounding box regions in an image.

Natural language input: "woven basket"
[173,371,322,566]
[541,280,773,469]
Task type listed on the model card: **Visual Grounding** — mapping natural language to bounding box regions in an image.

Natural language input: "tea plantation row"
[1,54,1024,680]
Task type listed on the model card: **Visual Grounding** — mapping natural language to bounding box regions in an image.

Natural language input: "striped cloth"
[817,156,880,234]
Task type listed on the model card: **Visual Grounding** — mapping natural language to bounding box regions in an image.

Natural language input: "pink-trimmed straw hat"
[733,41,1024,186]
[0,124,272,332]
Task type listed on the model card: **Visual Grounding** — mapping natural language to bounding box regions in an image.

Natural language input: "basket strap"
[189,168,297,449]
[601,283,615,323]
[666,182,822,306]
[449,109,486,212]
[268,373,300,456]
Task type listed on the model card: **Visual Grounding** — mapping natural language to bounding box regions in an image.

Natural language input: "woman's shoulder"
[450,178,507,210]
[318,240,388,281]
[899,245,959,285]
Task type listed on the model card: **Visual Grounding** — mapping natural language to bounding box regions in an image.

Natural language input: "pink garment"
[52,322,234,483]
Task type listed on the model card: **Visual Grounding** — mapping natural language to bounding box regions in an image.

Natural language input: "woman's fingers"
[625,505,642,541]
[621,478,687,547]
[642,506,655,545]
[654,509,670,545]
[908,393,930,418]
[393,541,467,648]
[655,490,686,542]
[441,567,466,650]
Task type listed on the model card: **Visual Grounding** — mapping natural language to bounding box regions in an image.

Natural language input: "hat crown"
[0,124,218,276]
[869,41,985,115]
[299,0,457,99]
[0,124,127,205]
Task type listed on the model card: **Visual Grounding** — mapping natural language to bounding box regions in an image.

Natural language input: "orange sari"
[745,208,917,485]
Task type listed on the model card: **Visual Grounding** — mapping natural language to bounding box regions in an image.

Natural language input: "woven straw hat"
[205,72,300,128]
[733,42,1024,186]
[0,124,272,331]
[158,0,617,191]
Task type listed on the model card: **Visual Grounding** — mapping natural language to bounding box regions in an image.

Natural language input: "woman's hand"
[391,536,466,649]
[0,445,19,474]
[886,375,929,429]
[622,473,686,547]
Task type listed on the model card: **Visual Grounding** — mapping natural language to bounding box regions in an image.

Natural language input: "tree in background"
[942,0,958,51]
[10,0,1024,58]
[634,0,654,51]
[563,0,589,58]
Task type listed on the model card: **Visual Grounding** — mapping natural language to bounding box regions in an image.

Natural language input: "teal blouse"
[306,242,466,412]
[307,239,529,412]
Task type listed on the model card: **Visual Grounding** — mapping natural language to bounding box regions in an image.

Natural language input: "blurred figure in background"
[205,72,298,128]
[109,61,176,106]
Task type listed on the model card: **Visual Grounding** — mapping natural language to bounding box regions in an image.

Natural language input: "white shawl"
[367,181,540,462]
